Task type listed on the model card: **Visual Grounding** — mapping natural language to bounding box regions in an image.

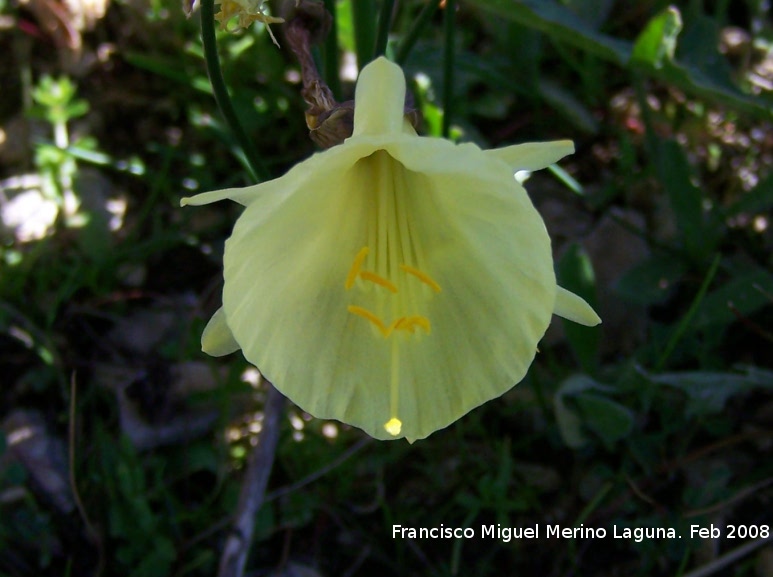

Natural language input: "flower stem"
[441,0,456,138]
[374,0,395,58]
[395,0,441,65]
[352,0,376,67]
[322,0,341,99]
[200,0,268,182]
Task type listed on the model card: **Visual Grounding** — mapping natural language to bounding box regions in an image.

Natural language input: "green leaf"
[554,375,594,449]
[167,442,219,475]
[651,367,773,417]
[554,375,633,449]
[656,254,721,369]
[129,538,176,577]
[694,266,773,330]
[558,244,600,373]
[677,13,735,91]
[632,6,682,68]
[335,0,356,54]
[682,464,732,509]
[252,502,277,541]
[468,0,773,119]
[723,172,773,219]
[125,52,211,94]
[466,0,631,65]
[538,78,600,134]
[656,139,716,261]
[657,59,772,120]
[561,0,615,30]
[279,492,318,529]
[615,253,687,307]
[574,393,635,449]
[4,462,27,485]
[351,0,377,67]
[64,100,90,121]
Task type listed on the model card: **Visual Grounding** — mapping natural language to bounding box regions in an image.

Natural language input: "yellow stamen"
[393,316,431,334]
[345,247,370,289]
[384,418,402,436]
[347,305,389,337]
[359,271,398,293]
[401,265,441,293]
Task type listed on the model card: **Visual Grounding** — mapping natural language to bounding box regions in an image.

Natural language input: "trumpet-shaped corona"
[182,57,601,442]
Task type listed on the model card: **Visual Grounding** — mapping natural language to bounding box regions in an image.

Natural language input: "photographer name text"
[392,524,770,543]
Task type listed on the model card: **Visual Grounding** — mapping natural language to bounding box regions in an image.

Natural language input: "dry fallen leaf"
[1,409,75,514]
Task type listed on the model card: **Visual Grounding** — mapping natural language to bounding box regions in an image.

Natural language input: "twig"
[68,373,104,577]
[185,437,369,556]
[624,475,663,511]
[728,301,773,343]
[683,476,773,518]
[682,534,773,577]
[217,383,285,577]
[265,436,371,503]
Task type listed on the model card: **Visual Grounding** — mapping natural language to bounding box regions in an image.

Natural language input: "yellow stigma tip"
[384,418,402,436]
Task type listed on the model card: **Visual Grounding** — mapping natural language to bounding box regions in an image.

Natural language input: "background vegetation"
[1,0,772,575]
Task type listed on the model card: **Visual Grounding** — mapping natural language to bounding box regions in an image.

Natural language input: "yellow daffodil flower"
[182,57,601,442]
[214,0,283,45]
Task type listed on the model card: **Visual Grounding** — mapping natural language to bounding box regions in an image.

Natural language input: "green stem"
[374,0,395,58]
[322,0,341,99]
[395,0,441,65]
[352,0,376,68]
[632,74,658,161]
[441,0,456,138]
[200,0,267,182]
[655,253,721,370]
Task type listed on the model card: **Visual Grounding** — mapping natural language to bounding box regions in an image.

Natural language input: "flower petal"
[201,306,241,356]
[351,57,407,138]
[190,57,595,442]
[181,139,379,208]
[182,187,254,208]
[181,181,282,207]
[485,140,575,172]
[554,286,601,326]
[221,136,557,441]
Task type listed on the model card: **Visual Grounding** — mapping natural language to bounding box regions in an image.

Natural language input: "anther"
[393,316,431,334]
[401,265,441,293]
[359,271,398,293]
[347,305,390,337]
[345,247,370,289]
